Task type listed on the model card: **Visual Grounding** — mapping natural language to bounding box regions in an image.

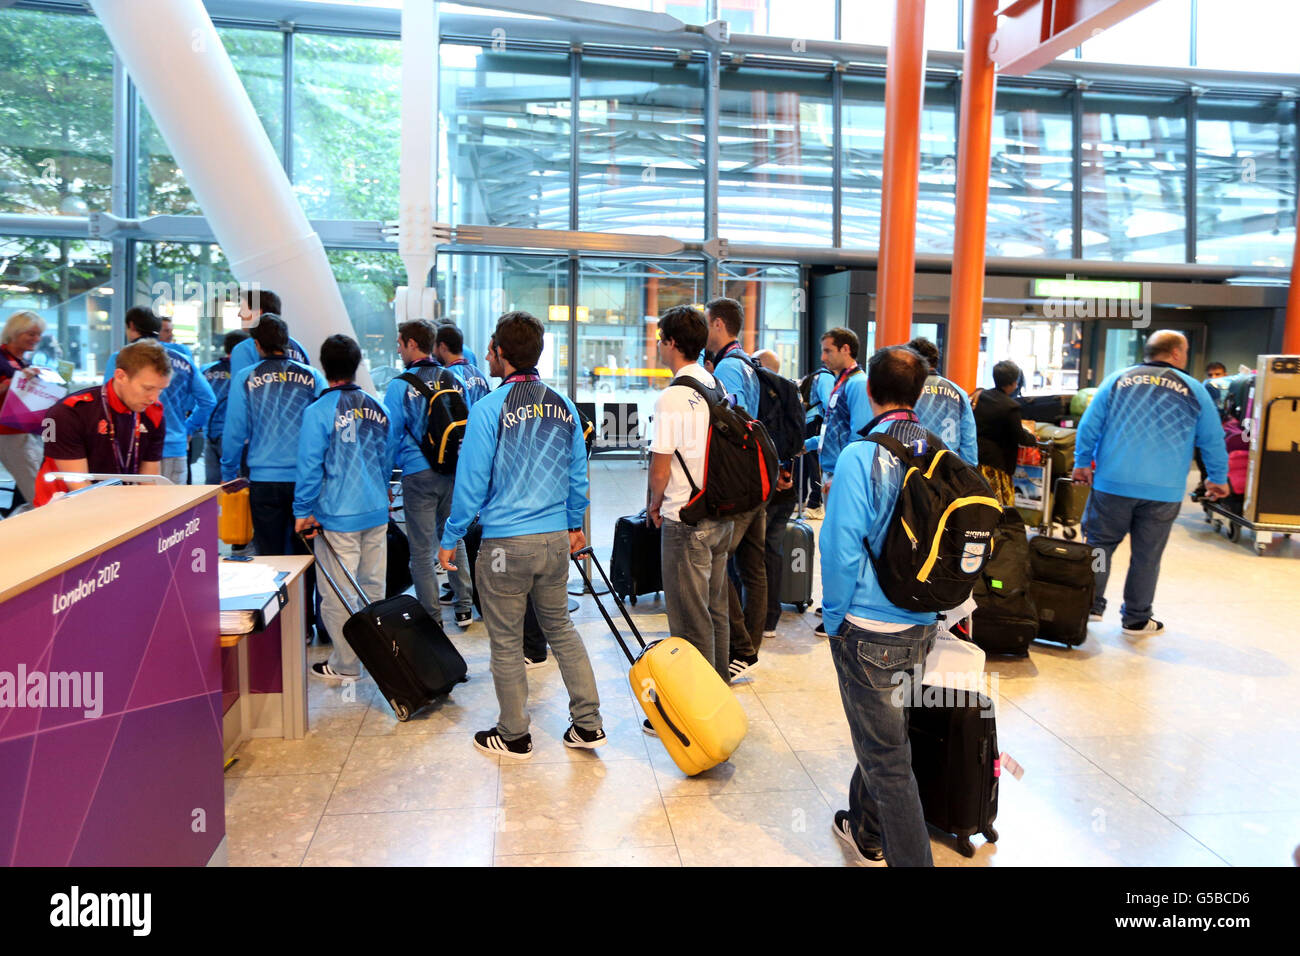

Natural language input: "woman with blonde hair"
[0,310,47,513]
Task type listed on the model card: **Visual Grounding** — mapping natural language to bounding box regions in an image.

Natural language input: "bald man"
[1073,330,1229,638]
[754,349,780,373]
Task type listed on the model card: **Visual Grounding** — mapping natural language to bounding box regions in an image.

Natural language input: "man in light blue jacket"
[820,344,939,868]
[438,311,604,761]
[295,334,397,682]
[907,336,978,466]
[1073,330,1229,637]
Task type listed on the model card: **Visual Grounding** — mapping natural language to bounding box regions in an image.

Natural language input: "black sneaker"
[814,622,826,635]
[729,654,758,681]
[833,811,885,863]
[439,584,455,605]
[473,728,533,760]
[454,609,473,628]
[563,724,607,749]
[310,661,360,683]
[641,718,658,738]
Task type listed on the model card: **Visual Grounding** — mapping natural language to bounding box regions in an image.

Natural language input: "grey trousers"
[314,524,388,677]
[476,530,602,741]
[660,515,734,682]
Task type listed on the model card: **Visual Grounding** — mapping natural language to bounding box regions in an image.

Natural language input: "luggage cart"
[1193,493,1296,556]
[1013,439,1053,533]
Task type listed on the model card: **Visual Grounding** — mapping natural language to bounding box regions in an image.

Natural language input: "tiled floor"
[225,460,1300,866]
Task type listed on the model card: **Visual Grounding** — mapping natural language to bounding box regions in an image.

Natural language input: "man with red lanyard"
[813,327,873,635]
[35,340,169,506]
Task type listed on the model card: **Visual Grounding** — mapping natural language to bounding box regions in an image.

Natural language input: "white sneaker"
[805,506,825,520]
[763,630,777,640]
[311,662,360,683]
[1122,618,1165,637]
[1088,613,1103,622]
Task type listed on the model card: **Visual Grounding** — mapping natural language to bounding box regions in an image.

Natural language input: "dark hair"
[491,311,544,369]
[1205,361,1226,375]
[251,314,289,354]
[907,336,940,372]
[116,339,173,378]
[992,359,1021,389]
[319,334,362,382]
[223,329,250,355]
[243,287,282,317]
[866,346,928,408]
[398,319,436,354]
[657,305,708,360]
[435,323,464,355]
[704,297,744,337]
[821,327,859,360]
[124,306,161,339]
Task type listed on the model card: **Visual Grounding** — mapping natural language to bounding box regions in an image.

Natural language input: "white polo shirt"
[651,363,715,523]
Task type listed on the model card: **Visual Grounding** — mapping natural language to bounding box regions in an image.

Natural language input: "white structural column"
[88,0,369,388]
[395,0,443,321]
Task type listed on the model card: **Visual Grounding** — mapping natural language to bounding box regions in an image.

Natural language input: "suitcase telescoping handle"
[298,529,371,614]
[570,546,647,666]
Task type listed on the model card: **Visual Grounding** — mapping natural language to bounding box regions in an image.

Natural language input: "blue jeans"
[402,468,471,623]
[1082,488,1182,629]
[829,618,938,867]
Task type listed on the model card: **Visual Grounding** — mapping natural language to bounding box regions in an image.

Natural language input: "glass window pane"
[578,55,704,237]
[575,258,701,433]
[440,45,571,230]
[135,241,238,368]
[435,253,568,395]
[1,235,113,387]
[978,318,1081,394]
[0,9,113,216]
[294,32,400,220]
[760,0,837,41]
[1196,0,1300,73]
[328,248,406,382]
[719,261,803,374]
[842,76,956,252]
[988,86,1074,258]
[841,0,962,51]
[138,28,285,217]
[718,68,833,245]
[1197,98,1297,268]
[1081,93,1187,263]
[1079,0,1191,68]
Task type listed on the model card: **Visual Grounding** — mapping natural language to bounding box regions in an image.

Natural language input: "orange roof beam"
[992,0,1163,76]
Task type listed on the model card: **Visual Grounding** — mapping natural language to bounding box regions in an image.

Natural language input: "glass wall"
[1197,97,1297,269]
[329,247,405,383]
[988,86,1074,258]
[842,75,957,252]
[0,235,113,387]
[138,28,284,217]
[293,32,401,221]
[978,318,1082,394]
[578,54,706,237]
[718,66,834,246]
[0,9,113,217]
[1079,0,1191,68]
[439,45,571,230]
[1196,0,1300,73]
[134,241,237,369]
[1081,92,1188,263]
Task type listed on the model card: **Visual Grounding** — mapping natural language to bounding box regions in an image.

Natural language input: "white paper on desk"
[218,562,285,598]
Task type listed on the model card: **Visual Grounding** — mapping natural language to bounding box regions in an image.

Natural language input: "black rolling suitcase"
[1028,532,1095,647]
[970,507,1037,656]
[779,456,815,612]
[610,510,662,605]
[908,690,1000,858]
[308,530,468,721]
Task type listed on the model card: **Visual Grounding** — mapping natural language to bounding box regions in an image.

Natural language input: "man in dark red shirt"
[36,340,170,506]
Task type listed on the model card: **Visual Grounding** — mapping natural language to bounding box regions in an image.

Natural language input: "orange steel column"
[645,271,660,369]
[1285,229,1300,355]
[876,0,928,348]
[743,270,758,353]
[947,0,999,390]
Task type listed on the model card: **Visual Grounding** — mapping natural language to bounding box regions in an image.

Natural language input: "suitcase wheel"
[393,702,411,722]
[630,594,638,606]
[983,826,998,844]
[956,837,976,858]
[796,602,807,614]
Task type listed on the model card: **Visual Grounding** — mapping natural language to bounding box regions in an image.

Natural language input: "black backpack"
[398,369,470,475]
[720,353,806,461]
[670,376,779,525]
[863,428,1003,613]
[799,366,830,411]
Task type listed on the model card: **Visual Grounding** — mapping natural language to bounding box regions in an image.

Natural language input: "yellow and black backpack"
[398,368,469,475]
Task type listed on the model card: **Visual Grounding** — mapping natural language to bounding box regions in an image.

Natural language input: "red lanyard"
[502,371,540,385]
[830,364,861,398]
[100,384,141,474]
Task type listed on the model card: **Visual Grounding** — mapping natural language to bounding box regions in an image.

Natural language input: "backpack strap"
[397,371,436,399]
[863,431,914,465]
[666,375,722,497]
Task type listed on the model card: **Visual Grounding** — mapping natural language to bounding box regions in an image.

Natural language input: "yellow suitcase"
[572,548,748,776]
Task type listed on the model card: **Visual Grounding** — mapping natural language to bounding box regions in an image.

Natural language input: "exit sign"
[1033,278,1141,300]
